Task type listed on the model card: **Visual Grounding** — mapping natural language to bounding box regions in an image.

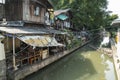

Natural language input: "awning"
[0,26,67,35]
[57,14,68,20]
[111,19,120,25]
[17,36,64,47]
[54,8,70,16]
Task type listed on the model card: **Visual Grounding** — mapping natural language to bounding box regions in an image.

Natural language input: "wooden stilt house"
[54,8,73,30]
[0,0,54,27]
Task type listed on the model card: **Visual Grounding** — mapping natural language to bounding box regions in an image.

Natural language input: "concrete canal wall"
[111,39,120,80]
[0,60,6,80]
[8,40,91,80]
[0,36,6,80]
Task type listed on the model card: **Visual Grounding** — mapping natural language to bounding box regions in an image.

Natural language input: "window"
[34,6,40,16]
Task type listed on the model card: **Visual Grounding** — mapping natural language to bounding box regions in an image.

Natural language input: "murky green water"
[24,46,117,80]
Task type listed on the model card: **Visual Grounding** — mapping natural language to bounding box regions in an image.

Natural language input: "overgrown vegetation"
[51,0,118,30]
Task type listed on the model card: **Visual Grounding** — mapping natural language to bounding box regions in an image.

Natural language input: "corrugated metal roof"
[54,8,70,16]
[18,36,64,47]
[0,26,67,35]
[111,19,120,25]
[0,27,46,35]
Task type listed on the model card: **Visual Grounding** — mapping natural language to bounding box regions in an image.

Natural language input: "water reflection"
[24,46,116,80]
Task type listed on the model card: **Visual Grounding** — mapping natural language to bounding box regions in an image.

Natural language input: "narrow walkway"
[111,39,120,80]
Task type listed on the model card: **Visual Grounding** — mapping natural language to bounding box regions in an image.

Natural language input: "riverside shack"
[4,0,53,27]
[54,8,73,30]
[0,0,67,80]
[0,26,65,80]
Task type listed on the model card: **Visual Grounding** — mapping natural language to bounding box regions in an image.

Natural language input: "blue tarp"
[57,14,68,20]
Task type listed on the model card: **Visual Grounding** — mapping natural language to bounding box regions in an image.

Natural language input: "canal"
[24,45,117,80]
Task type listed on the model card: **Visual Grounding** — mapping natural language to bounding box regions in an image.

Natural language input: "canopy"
[18,36,64,47]
[0,26,67,35]
[54,8,70,16]
[57,14,68,20]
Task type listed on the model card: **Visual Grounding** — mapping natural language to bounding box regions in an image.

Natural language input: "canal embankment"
[0,35,6,80]
[24,42,117,80]
[111,38,120,80]
[88,44,113,57]
[8,39,92,80]
[0,60,6,80]
[88,38,120,80]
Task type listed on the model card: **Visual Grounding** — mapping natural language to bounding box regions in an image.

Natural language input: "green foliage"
[67,38,82,49]
[52,0,118,30]
[52,0,73,9]
[63,29,82,49]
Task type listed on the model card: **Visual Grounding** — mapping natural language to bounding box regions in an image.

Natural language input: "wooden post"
[6,36,8,51]
[34,49,36,63]
[13,36,17,70]
[48,47,49,56]
[40,48,43,60]
[27,52,29,64]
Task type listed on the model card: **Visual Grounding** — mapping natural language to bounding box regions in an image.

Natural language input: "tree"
[52,0,118,30]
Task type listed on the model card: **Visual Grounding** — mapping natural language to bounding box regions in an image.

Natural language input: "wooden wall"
[5,0,23,21]
[3,37,20,53]
[23,0,46,24]
[0,4,4,20]
[5,0,47,24]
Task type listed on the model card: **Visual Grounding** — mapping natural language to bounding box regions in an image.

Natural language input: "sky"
[107,0,120,18]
